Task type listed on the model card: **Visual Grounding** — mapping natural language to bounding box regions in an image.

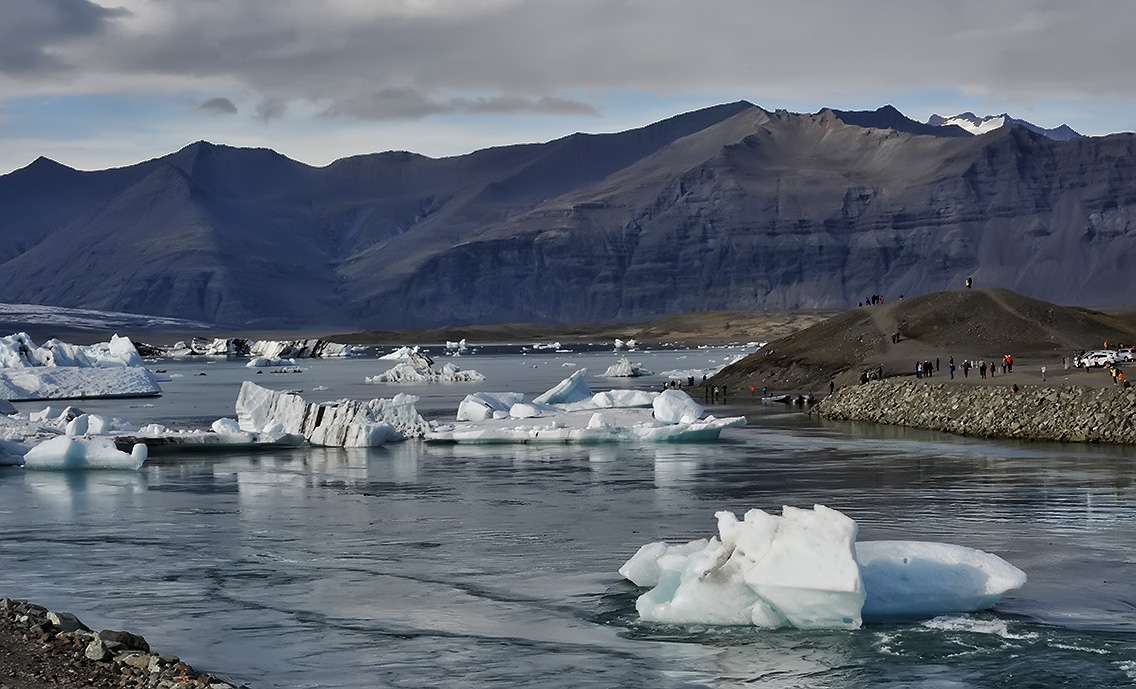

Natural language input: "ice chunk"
[627,506,864,629]
[23,437,147,470]
[602,357,653,377]
[533,368,592,405]
[0,438,30,466]
[652,389,704,424]
[858,540,1028,621]
[620,507,1027,629]
[456,392,529,422]
[235,381,428,446]
[366,362,485,383]
[379,345,421,360]
[0,332,144,368]
[0,367,162,401]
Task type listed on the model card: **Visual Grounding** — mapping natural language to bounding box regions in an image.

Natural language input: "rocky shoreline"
[0,598,243,689]
[813,379,1136,444]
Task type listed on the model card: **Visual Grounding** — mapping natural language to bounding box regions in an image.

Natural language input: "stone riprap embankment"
[0,597,244,689]
[814,380,1136,444]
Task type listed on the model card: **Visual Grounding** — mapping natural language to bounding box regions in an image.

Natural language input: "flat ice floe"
[0,366,162,401]
[620,505,1027,629]
[426,369,745,443]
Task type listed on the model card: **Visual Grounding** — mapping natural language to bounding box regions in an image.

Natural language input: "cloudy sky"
[1,0,1133,174]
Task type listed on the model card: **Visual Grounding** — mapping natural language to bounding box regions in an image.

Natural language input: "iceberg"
[620,506,1027,629]
[857,540,1029,620]
[602,357,654,377]
[1,332,144,368]
[235,381,429,447]
[0,366,162,401]
[427,370,745,444]
[23,436,147,471]
[366,362,485,383]
[379,345,422,360]
[0,333,161,401]
[248,339,365,359]
[532,368,593,405]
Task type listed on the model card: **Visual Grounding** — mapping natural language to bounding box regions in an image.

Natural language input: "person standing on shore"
[1041,365,1046,381]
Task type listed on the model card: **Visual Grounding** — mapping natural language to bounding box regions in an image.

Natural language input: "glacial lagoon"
[2,345,1135,688]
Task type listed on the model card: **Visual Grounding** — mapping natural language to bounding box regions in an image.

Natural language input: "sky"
[2,0,1135,175]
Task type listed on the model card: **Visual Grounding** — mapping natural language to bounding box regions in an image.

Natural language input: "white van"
[1075,350,1118,368]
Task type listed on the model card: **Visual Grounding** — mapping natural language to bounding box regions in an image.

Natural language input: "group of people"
[940,356,1013,383]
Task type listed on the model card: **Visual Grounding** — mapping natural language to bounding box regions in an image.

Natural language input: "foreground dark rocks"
[0,598,244,689]
[814,380,1136,444]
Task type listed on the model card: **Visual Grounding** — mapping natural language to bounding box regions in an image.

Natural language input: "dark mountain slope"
[0,102,1133,329]
[709,288,1136,391]
[369,109,1136,327]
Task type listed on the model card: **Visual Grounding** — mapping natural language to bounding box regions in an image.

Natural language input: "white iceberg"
[652,389,704,424]
[602,357,653,377]
[1,332,144,368]
[379,345,421,360]
[427,370,744,444]
[235,381,429,447]
[246,357,297,368]
[532,368,593,405]
[857,540,1029,620]
[0,366,162,401]
[620,505,1027,629]
[23,436,147,471]
[366,362,485,383]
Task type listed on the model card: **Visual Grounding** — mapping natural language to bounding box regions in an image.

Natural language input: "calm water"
[1,347,1135,688]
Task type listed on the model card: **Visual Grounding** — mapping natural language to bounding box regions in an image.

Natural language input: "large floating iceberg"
[0,366,162,401]
[619,505,1027,629]
[1,333,161,401]
[235,381,429,447]
[1,332,143,368]
[426,370,745,444]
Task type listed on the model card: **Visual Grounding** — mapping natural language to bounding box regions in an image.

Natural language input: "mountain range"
[926,112,1083,140]
[0,102,1132,329]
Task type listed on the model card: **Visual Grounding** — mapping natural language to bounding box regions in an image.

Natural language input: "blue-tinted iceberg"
[23,436,147,470]
[620,505,1026,629]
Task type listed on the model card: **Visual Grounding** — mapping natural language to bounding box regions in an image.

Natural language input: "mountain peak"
[825,105,971,138]
[927,112,1083,140]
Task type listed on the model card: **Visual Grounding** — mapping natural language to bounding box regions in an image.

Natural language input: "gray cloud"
[198,97,237,115]
[325,89,598,120]
[0,0,129,75]
[254,96,286,124]
[8,1,1136,125]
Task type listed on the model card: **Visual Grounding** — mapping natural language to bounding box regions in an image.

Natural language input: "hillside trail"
[864,303,900,353]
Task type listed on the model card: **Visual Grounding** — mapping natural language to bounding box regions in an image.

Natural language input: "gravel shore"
[0,598,243,689]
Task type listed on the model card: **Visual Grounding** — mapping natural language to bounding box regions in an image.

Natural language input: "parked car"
[1075,350,1118,368]
[1116,346,1135,362]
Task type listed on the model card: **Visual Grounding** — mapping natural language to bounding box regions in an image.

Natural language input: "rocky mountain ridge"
[0,102,1132,329]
